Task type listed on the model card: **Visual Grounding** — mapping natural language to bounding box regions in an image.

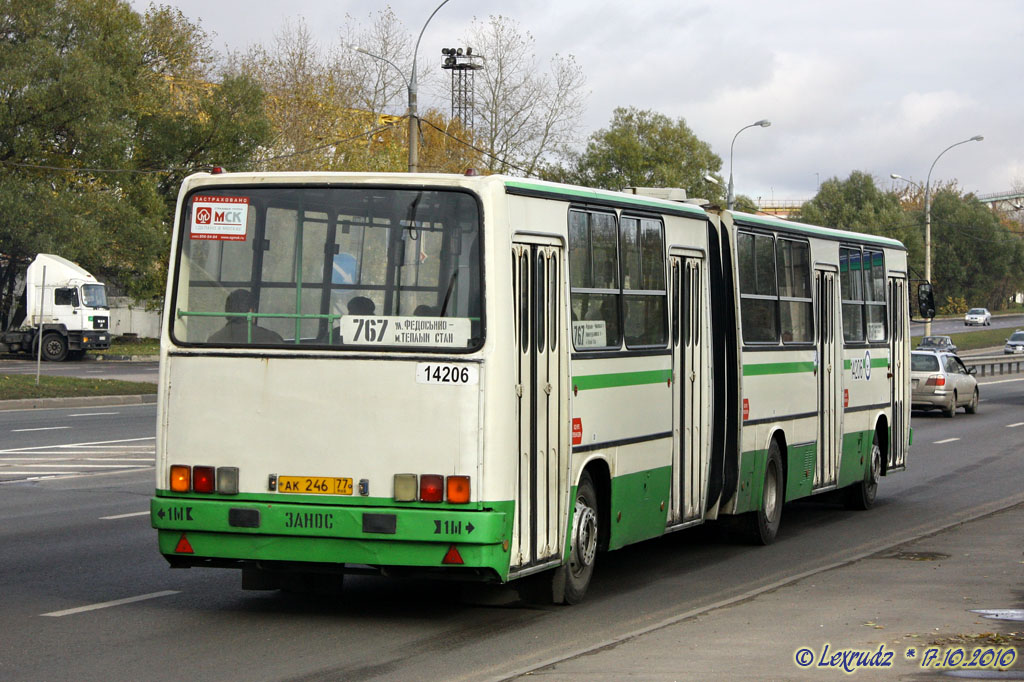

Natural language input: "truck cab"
[20,254,110,360]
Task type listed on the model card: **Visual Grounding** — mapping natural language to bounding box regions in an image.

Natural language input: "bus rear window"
[171,187,483,351]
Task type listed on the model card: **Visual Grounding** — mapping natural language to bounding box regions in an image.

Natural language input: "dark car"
[916,335,957,354]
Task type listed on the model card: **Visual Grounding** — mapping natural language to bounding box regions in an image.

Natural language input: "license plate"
[278,476,352,495]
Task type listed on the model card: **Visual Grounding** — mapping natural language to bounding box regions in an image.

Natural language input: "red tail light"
[420,474,444,502]
[925,375,946,387]
[193,466,216,493]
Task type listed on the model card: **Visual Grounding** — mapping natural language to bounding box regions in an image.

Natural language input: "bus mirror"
[916,283,935,320]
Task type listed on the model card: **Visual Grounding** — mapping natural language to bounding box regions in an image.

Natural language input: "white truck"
[0,254,111,361]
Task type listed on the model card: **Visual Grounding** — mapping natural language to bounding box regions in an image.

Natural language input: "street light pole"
[727,119,770,210]
[352,0,452,173]
[407,0,452,173]
[921,135,983,335]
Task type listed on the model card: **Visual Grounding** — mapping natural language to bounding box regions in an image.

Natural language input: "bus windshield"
[171,186,483,351]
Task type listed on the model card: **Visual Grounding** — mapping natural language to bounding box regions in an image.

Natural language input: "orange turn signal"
[170,465,190,492]
[446,476,470,504]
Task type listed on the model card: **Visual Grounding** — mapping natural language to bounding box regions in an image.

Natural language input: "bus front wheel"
[552,472,598,604]
[748,441,783,545]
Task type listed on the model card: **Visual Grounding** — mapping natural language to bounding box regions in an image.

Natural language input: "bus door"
[887,276,908,471]
[511,238,566,571]
[669,254,707,525]
[814,267,841,490]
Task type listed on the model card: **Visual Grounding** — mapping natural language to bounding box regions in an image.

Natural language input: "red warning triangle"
[175,534,194,554]
[442,545,464,565]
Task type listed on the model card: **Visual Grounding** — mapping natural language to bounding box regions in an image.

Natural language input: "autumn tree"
[464,15,587,176]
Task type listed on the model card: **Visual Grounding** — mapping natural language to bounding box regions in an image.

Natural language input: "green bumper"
[151,495,513,579]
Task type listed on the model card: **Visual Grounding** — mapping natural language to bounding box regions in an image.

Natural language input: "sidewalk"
[519,504,1024,680]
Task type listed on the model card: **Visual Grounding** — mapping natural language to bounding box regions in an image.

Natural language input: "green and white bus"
[152,171,932,602]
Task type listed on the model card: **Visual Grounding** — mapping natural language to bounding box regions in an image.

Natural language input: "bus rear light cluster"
[169,465,239,494]
[393,474,470,504]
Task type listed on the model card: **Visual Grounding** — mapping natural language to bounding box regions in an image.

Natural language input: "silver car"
[1005,330,1024,355]
[910,351,979,417]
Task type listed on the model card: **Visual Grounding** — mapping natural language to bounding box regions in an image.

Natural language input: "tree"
[0,0,273,324]
[465,15,587,176]
[929,191,1023,310]
[794,171,924,275]
[545,107,724,200]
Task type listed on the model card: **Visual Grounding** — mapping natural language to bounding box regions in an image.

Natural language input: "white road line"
[934,437,961,444]
[100,511,150,520]
[1007,422,1024,428]
[1,464,150,469]
[12,426,71,433]
[0,437,155,453]
[0,458,152,462]
[977,376,1024,385]
[68,412,119,417]
[41,590,179,617]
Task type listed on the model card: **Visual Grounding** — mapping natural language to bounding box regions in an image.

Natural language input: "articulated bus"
[152,171,932,603]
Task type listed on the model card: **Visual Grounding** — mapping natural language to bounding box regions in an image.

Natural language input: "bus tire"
[845,431,880,510]
[41,332,68,362]
[553,472,598,604]
[749,441,783,545]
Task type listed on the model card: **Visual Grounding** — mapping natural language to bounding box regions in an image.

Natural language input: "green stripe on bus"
[742,361,816,376]
[572,369,672,390]
[504,180,706,215]
[733,213,904,248]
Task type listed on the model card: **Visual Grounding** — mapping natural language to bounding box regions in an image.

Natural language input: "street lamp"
[353,0,452,172]
[893,134,983,335]
[727,119,770,210]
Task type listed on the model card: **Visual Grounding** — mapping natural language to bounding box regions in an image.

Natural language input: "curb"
[0,393,157,411]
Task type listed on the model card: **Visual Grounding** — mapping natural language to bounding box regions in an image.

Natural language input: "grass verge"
[0,374,157,400]
[108,336,159,355]
[911,326,1016,352]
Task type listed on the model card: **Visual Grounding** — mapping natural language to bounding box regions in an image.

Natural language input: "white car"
[964,308,991,326]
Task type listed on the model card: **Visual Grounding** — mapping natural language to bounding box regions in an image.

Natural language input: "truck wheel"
[41,333,68,362]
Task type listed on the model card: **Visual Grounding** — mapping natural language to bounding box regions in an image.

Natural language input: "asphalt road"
[0,358,159,383]
[912,311,1024,337]
[0,375,1022,681]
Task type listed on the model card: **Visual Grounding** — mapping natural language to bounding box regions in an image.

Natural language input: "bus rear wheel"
[748,441,782,545]
[552,472,598,604]
[845,432,880,510]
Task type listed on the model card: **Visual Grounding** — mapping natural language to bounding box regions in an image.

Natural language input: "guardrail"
[962,354,1024,377]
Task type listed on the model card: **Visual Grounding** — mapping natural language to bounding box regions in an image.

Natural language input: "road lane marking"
[12,426,71,432]
[100,511,151,520]
[1007,422,1024,428]
[0,436,155,453]
[41,590,179,617]
[934,437,961,444]
[3,464,151,469]
[68,412,119,417]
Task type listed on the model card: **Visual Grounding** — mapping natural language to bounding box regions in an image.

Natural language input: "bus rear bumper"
[151,496,513,580]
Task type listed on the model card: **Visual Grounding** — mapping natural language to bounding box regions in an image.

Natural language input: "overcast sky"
[128,0,1023,202]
